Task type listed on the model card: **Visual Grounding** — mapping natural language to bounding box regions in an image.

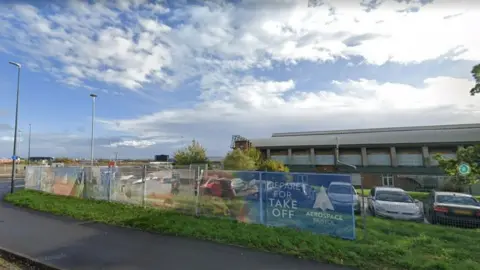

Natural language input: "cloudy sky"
[0,0,479,159]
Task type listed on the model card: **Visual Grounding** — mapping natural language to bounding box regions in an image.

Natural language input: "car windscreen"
[376,191,413,203]
[436,195,479,206]
[328,185,355,194]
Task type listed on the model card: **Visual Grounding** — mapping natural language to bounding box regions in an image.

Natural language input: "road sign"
[11,155,17,160]
[458,162,471,176]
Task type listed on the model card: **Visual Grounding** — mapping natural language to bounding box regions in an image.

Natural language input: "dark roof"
[250,123,480,148]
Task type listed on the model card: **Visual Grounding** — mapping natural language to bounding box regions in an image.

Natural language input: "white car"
[367,187,423,222]
[327,182,360,214]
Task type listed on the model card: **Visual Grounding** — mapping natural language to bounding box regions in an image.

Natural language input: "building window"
[382,174,394,186]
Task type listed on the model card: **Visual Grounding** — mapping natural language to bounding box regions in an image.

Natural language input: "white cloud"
[0,0,478,91]
[99,76,480,154]
[0,0,479,157]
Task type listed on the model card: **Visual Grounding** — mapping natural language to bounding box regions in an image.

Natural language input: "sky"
[0,0,479,159]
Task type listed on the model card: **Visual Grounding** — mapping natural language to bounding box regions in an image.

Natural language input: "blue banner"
[261,173,355,239]
[207,171,356,240]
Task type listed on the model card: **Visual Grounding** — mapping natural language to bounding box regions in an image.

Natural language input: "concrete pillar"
[390,147,397,167]
[422,146,430,167]
[287,148,292,165]
[310,148,315,165]
[266,149,271,159]
[361,147,368,166]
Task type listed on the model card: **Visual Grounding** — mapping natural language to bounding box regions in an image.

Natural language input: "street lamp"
[8,61,21,194]
[89,93,97,166]
[27,124,31,166]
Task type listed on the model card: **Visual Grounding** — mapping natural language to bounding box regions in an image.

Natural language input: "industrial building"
[236,123,480,190]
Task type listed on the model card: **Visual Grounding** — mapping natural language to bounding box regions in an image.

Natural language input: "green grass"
[5,190,480,270]
[355,189,480,201]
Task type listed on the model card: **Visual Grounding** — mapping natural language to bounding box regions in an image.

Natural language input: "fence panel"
[264,173,356,240]
[110,166,145,205]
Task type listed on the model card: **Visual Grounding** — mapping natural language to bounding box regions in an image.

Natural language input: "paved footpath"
[0,184,353,270]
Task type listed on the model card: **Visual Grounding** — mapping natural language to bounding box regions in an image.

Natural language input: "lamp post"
[89,94,97,166]
[8,61,21,194]
[27,124,31,166]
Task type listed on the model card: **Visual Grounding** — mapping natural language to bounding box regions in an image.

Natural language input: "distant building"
[154,155,169,162]
[246,123,480,190]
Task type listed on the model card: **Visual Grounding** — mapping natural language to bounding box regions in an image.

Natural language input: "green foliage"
[223,146,289,172]
[471,64,480,96]
[434,145,480,186]
[258,159,290,172]
[244,147,262,167]
[174,140,208,165]
[223,148,256,170]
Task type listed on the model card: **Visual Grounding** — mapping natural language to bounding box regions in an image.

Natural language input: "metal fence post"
[194,165,202,216]
[142,165,147,208]
[107,166,112,202]
[259,171,264,225]
[360,176,367,240]
[82,167,87,199]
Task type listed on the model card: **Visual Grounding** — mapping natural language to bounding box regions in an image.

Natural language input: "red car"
[198,178,236,199]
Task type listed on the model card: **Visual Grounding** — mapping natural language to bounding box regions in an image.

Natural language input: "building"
[247,123,480,190]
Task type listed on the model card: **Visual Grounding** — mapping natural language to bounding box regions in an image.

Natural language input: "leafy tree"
[434,145,480,188]
[471,64,480,96]
[222,146,289,172]
[244,147,262,167]
[223,148,256,170]
[174,139,208,165]
[258,159,290,172]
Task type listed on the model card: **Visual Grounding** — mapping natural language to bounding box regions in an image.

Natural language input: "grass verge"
[5,190,480,270]
[355,189,480,201]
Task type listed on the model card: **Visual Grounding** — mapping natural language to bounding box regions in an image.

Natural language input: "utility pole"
[27,124,31,165]
[89,94,97,166]
[9,61,21,194]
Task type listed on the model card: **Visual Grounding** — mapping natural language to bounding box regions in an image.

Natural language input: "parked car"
[327,182,360,214]
[198,178,236,199]
[367,187,424,222]
[423,190,480,228]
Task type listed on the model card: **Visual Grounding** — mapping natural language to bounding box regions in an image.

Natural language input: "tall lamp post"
[8,61,21,194]
[27,124,31,166]
[89,94,97,166]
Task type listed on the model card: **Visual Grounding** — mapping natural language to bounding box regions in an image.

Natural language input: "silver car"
[368,187,424,222]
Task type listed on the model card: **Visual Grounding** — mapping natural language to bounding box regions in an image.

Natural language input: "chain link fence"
[23,166,480,240]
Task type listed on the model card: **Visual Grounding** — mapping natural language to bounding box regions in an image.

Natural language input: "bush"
[258,159,289,172]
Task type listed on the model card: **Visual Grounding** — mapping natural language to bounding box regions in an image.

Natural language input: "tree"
[174,139,208,165]
[434,145,480,188]
[244,147,262,167]
[223,148,257,171]
[258,159,290,172]
[222,146,289,172]
[471,64,480,96]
